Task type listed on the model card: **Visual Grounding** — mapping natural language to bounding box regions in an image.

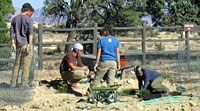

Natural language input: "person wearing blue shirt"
[134,65,169,94]
[91,25,120,87]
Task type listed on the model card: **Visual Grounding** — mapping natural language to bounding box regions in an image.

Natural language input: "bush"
[0,47,11,58]
[57,83,68,93]
[138,89,150,96]
[161,72,171,79]
[147,30,159,37]
[155,42,165,51]
[128,45,137,50]
[0,33,11,43]
[119,88,136,96]
[0,47,12,71]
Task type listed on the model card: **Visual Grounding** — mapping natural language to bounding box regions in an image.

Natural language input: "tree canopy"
[145,0,200,26]
[43,0,144,27]
[43,0,200,27]
[0,0,14,43]
[0,0,14,28]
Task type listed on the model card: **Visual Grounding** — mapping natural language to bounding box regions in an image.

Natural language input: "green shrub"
[128,45,137,50]
[138,89,150,96]
[161,72,171,79]
[148,30,159,37]
[155,42,165,51]
[0,47,11,58]
[57,83,68,93]
[0,47,12,71]
[0,33,11,43]
[119,88,136,96]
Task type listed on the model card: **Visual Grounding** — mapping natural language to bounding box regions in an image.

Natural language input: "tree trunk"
[64,31,77,53]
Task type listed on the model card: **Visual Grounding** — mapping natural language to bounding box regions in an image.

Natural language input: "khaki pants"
[61,69,89,84]
[91,61,117,87]
[151,76,169,93]
[11,45,32,87]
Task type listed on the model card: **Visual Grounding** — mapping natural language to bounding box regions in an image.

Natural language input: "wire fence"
[0,49,36,105]
[0,25,200,105]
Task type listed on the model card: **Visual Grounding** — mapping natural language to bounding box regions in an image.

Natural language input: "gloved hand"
[94,64,98,72]
[26,44,33,54]
[11,43,16,52]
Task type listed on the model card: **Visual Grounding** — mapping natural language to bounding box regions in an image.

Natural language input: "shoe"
[80,76,91,83]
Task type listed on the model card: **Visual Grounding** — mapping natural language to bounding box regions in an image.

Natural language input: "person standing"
[91,25,120,87]
[134,65,169,94]
[10,3,34,87]
[60,43,89,89]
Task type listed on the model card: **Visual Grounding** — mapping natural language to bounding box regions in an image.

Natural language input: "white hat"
[72,43,83,50]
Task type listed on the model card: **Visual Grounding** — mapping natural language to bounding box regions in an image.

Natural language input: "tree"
[0,0,14,43]
[43,0,144,27]
[43,0,145,53]
[146,0,166,26]
[43,0,70,24]
[146,0,200,26]
[168,0,200,25]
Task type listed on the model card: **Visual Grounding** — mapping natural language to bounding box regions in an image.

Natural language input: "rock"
[189,102,197,106]
[0,108,7,111]
[137,106,144,110]
[127,79,135,84]
[30,104,40,109]
[96,102,104,108]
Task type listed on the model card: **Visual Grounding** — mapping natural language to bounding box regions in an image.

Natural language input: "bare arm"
[29,34,33,45]
[95,48,101,64]
[10,23,15,45]
[69,63,88,71]
[116,47,120,68]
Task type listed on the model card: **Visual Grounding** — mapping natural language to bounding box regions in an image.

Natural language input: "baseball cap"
[134,65,141,75]
[72,43,83,50]
[22,3,34,12]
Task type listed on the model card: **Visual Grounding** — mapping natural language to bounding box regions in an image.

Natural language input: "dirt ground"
[1,32,200,111]
[0,69,200,111]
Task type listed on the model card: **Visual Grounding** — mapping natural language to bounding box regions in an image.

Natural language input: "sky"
[12,0,70,9]
[12,0,45,9]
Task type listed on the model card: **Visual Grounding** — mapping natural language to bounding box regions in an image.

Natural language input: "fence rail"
[0,23,200,70]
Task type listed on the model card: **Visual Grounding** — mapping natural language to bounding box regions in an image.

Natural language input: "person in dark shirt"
[60,43,89,89]
[134,65,169,94]
[10,3,34,87]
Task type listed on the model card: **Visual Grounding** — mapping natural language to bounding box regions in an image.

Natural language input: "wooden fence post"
[38,24,43,70]
[93,23,98,55]
[142,22,147,65]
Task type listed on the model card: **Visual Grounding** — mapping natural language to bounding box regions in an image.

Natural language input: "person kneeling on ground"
[134,65,169,94]
[60,43,90,89]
